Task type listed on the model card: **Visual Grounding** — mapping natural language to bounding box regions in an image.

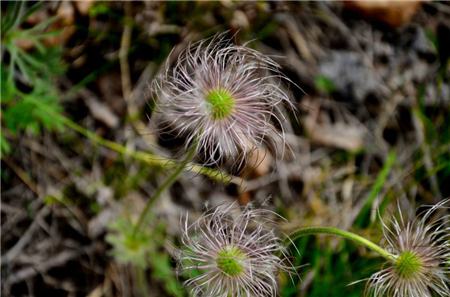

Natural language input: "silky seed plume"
[178,202,294,297]
[367,199,450,297]
[152,33,295,166]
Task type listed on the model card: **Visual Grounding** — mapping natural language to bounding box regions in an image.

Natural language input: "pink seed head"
[152,33,295,167]
[367,200,450,297]
[178,202,294,297]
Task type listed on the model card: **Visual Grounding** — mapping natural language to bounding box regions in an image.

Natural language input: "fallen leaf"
[344,0,424,27]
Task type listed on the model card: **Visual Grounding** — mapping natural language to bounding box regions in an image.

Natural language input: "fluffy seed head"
[178,202,293,297]
[152,33,294,166]
[367,200,450,297]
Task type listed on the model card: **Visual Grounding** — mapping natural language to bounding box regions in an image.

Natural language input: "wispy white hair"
[152,33,294,167]
[178,202,294,297]
[367,199,449,297]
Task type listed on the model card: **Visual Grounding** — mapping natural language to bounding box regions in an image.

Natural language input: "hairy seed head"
[178,202,294,297]
[151,33,295,166]
[367,199,449,297]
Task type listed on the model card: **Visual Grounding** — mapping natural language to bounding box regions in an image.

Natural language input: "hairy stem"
[27,96,238,184]
[63,116,236,183]
[132,142,198,236]
[288,226,395,262]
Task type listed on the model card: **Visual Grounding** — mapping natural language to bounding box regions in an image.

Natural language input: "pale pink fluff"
[178,202,293,297]
[367,200,449,297]
[152,34,294,166]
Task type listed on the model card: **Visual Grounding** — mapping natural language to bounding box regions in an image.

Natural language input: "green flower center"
[205,88,235,119]
[216,246,246,277]
[395,251,422,279]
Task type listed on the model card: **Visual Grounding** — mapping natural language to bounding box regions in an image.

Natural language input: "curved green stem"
[132,142,198,236]
[288,226,395,262]
[61,115,236,184]
[27,96,238,184]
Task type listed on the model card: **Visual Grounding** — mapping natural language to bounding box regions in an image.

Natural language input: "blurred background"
[1,1,449,297]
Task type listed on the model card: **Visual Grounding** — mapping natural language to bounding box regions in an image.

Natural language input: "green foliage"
[104,160,154,199]
[2,78,64,134]
[88,3,112,18]
[0,134,11,155]
[106,218,184,297]
[1,2,65,156]
[107,217,153,268]
[43,195,66,206]
[281,237,379,297]
[412,86,450,193]
[314,75,336,95]
[148,225,185,297]
[354,151,396,228]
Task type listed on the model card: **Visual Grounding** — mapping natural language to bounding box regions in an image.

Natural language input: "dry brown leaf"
[344,0,424,27]
[304,112,365,152]
[245,147,273,178]
[76,0,95,15]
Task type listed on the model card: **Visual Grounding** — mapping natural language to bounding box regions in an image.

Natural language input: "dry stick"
[119,2,132,102]
[2,157,41,194]
[119,2,156,147]
[1,207,51,264]
[5,244,96,285]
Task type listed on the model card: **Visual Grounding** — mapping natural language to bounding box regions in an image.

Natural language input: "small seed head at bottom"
[179,202,293,297]
[367,199,450,297]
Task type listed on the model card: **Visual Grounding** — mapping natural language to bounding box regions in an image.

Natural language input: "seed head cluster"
[178,202,292,297]
[368,200,449,297]
[152,34,294,166]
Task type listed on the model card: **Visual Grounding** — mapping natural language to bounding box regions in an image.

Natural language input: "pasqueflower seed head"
[178,202,293,297]
[367,200,449,297]
[152,33,294,166]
